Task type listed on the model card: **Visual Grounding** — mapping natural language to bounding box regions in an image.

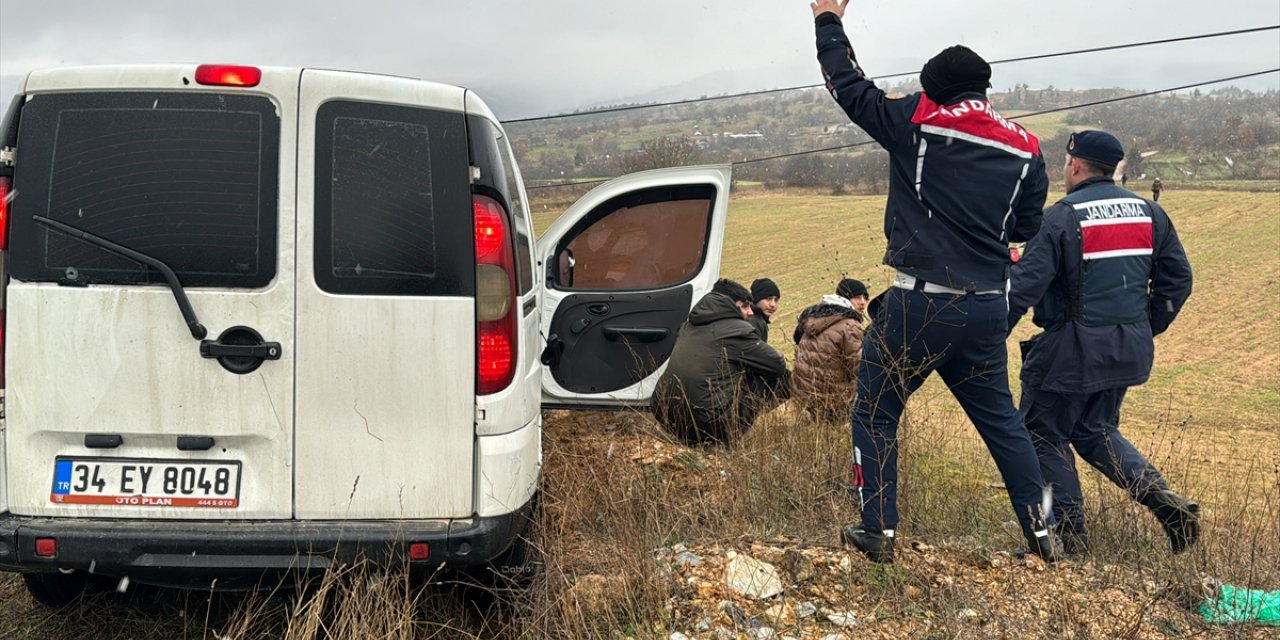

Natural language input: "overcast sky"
[1,1,1276,120]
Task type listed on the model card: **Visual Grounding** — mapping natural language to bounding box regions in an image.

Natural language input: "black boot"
[1141,489,1200,554]
[1055,521,1090,556]
[840,525,895,564]
[1024,528,1065,563]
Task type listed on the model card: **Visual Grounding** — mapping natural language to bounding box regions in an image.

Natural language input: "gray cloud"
[2,0,1276,119]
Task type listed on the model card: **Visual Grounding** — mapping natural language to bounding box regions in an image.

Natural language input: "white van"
[0,64,730,605]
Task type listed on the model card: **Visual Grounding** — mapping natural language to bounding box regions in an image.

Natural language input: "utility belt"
[892,271,1004,297]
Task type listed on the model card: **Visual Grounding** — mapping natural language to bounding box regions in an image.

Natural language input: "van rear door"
[3,67,298,519]
[538,165,731,409]
[292,71,476,519]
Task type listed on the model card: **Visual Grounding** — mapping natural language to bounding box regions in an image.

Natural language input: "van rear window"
[313,100,472,296]
[8,92,280,288]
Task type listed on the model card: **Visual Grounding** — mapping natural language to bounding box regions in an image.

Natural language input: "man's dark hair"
[1079,158,1117,178]
[711,278,751,303]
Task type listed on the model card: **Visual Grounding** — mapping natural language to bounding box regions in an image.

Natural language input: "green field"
[728,189,1279,479]
[535,186,1280,486]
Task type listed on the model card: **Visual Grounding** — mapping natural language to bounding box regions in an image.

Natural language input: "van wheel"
[22,571,105,608]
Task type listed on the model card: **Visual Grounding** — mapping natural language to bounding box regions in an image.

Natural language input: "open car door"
[538,165,731,410]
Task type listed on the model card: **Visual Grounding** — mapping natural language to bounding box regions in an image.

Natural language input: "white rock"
[724,555,784,600]
[747,628,778,640]
[669,633,691,640]
[820,635,847,640]
[826,611,857,627]
[796,601,818,618]
[958,608,980,619]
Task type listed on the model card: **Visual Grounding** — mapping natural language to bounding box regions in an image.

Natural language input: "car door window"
[9,92,280,288]
[313,100,472,296]
[555,186,713,291]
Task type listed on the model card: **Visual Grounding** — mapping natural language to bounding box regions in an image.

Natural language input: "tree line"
[509,85,1279,193]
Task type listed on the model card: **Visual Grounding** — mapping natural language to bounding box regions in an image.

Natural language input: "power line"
[502,24,1279,125]
[523,67,1279,191]
[733,67,1280,167]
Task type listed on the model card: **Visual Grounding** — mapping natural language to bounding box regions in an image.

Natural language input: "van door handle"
[602,326,669,343]
[200,342,282,359]
[200,326,281,374]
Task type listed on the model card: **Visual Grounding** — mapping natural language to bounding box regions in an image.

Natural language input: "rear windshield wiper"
[32,215,208,340]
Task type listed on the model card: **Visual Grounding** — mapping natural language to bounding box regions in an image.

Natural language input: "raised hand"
[810,0,849,19]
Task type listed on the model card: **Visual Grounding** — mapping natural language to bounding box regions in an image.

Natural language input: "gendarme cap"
[1067,130,1125,167]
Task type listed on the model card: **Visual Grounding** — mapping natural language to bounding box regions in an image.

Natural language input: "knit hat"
[920,45,991,105]
[836,278,868,299]
[751,278,781,303]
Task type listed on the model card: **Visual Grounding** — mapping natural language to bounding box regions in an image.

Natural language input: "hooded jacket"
[791,295,865,418]
[815,13,1048,292]
[652,292,789,441]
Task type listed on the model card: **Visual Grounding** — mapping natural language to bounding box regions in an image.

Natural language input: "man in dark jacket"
[812,0,1058,563]
[652,279,790,445]
[749,278,781,342]
[1009,130,1197,555]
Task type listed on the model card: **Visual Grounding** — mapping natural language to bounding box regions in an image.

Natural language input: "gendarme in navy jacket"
[1008,176,1193,394]
[815,14,1049,292]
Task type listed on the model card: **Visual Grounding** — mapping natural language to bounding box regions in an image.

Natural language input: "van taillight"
[1,175,8,388]
[474,195,516,394]
[0,176,10,250]
[194,65,262,87]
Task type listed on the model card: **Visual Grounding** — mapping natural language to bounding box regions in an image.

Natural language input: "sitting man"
[792,278,869,422]
[748,277,782,342]
[652,279,790,444]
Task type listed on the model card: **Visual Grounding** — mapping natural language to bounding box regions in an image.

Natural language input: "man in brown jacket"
[791,279,869,422]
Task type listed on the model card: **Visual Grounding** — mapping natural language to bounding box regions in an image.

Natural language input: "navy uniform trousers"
[851,287,1051,538]
[1020,385,1169,533]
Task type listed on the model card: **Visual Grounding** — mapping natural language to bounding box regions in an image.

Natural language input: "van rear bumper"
[0,502,532,589]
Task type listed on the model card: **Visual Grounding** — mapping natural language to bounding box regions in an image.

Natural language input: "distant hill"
[507,83,1280,193]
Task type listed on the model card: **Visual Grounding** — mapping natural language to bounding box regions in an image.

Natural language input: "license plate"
[50,457,242,508]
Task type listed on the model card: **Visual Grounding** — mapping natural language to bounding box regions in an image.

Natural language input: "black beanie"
[836,278,868,299]
[920,45,991,105]
[750,278,781,303]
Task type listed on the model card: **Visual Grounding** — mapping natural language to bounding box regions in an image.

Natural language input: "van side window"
[554,186,713,291]
[8,92,280,288]
[314,101,472,296]
[499,137,535,296]
[466,116,534,296]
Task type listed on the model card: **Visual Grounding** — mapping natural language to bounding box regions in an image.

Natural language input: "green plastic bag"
[1198,584,1280,626]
